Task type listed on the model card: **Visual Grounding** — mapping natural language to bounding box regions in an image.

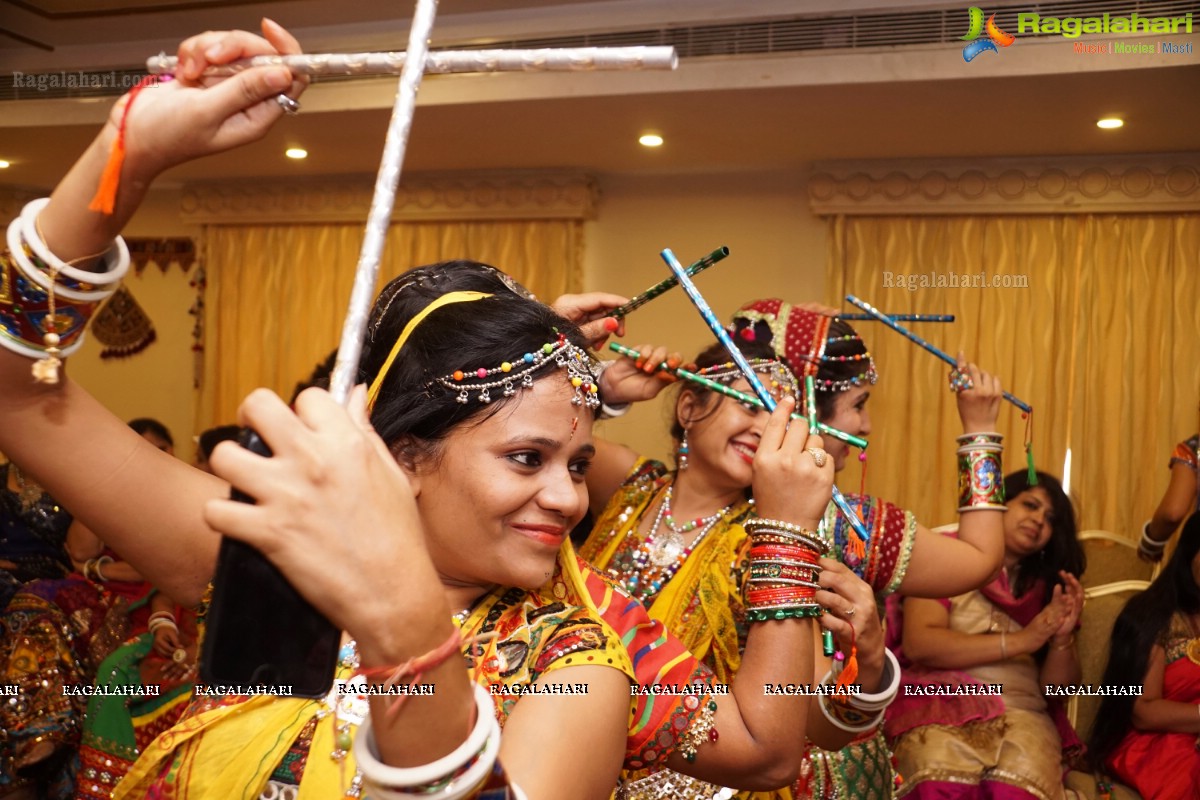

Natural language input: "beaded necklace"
[623,485,735,602]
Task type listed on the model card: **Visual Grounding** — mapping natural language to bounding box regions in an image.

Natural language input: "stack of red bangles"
[744,518,829,622]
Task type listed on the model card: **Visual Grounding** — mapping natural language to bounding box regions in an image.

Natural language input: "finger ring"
[948,368,974,393]
[807,447,827,468]
[275,93,300,115]
[172,648,187,664]
[844,605,856,618]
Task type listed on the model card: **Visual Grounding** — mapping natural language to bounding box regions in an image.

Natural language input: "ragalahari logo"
[961,7,1016,61]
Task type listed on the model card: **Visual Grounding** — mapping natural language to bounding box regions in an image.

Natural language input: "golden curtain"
[827,214,1200,537]
[198,219,582,429]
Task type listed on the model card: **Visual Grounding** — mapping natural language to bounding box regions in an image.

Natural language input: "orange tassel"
[88,76,157,215]
[835,644,859,695]
[847,529,867,562]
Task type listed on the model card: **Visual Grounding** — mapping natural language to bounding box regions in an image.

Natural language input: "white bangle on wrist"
[1139,520,1166,551]
[354,683,500,799]
[846,649,900,713]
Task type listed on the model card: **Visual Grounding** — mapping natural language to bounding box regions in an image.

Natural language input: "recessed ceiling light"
[0,160,10,169]
[1096,118,1124,130]
[285,147,308,159]
[638,134,664,148]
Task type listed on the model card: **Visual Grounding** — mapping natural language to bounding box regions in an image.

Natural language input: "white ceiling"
[1,0,1197,190]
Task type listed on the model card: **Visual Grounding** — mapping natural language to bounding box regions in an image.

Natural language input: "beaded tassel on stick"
[1024,410,1037,486]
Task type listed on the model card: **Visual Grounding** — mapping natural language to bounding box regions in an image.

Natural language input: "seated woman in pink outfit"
[1089,512,1200,800]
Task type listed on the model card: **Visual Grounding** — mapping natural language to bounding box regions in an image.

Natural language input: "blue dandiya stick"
[661,248,872,544]
[837,313,954,323]
[606,343,868,450]
[844,295,1033,414]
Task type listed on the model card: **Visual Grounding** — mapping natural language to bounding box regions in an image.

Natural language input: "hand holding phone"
[199,428,340,697]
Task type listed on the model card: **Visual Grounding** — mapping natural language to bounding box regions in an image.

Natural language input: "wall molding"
[808,155,1200,215]
[180,172,598,225]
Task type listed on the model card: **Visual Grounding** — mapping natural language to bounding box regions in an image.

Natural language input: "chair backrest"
[1068,580,1151,743]
[1078,531,1152,589]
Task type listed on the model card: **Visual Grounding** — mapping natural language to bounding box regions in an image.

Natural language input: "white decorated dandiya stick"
[146,47,679,77]
[326,0,440,403]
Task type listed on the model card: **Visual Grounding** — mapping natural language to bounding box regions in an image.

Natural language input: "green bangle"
[747,606,823,623]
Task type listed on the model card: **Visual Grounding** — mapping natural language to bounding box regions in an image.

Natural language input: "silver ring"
[276,93,300,115]
[807,447,827,468]
[844,606,857,618]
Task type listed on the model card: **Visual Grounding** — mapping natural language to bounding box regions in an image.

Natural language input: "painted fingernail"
[602,317,619,333]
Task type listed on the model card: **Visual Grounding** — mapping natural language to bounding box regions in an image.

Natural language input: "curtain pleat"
[198,220,583,430]
[827,214,1200,538]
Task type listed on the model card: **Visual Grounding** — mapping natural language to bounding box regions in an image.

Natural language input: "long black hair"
[1006,471,1085,604]
[357,260,595,456]
[1088,513,1200,770]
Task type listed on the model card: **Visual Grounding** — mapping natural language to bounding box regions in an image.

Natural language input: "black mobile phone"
[198,428,341,698]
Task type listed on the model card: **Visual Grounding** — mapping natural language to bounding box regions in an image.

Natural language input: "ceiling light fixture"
[285,148,308,159]
[638,134,664,148]
[0,160,10,169]
[1096,117,1124,130]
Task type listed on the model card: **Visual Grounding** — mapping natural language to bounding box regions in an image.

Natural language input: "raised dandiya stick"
[660,248,871,546]
[606,343,868,450]
[804,375,819,433]
[327,0,440,402]
[844,295,1033,414]
[609,246,730,319]
[147,47,679,77]
[837,313,954,322]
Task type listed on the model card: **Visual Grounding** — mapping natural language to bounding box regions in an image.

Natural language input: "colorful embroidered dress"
[112,547,638,800]
[582,459,919,800]
[885,572,1083,800]
[1105,612,1200,799]
[75,605,198,800]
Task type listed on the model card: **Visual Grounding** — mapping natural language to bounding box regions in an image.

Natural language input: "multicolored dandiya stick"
[837,313,954,322]
[327,0,440,402]
[609,246,729,319]
[606,343,868,450]
[147,47,679,78]
[661,248,871,544]
[844,295,1032,413]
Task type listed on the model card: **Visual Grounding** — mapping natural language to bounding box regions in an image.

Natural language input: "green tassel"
[1026,443,1038,486]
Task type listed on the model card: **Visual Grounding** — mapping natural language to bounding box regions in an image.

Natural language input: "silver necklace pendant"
[648,531,684,567]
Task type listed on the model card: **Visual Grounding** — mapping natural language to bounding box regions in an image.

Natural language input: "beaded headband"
[731,299,878,393]
[432,333,601,409]
[694,358,799,401]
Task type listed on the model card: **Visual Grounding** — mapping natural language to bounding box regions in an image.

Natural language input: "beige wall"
[61,169,824,466]
[583,169,824,463]
[65,186,202,465]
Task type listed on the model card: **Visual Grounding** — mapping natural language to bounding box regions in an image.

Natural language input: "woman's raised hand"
[550,292,628,349]
[204,385,444,641]
[120,20,307,179]
[951,351,1003,434]
[752,397,834,528]
[597,343,680,405]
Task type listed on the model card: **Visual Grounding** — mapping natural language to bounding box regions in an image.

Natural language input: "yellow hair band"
[365,291,492,410]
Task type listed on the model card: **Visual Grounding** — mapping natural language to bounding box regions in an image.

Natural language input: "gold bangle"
[1052,635,1076,651]
[999,631,1008,660]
